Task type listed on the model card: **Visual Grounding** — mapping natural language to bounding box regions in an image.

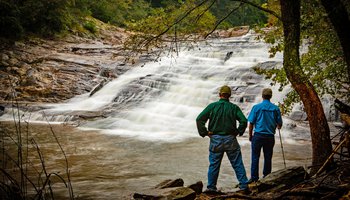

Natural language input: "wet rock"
[289,110,308,121]
[255,166,307,193]
[89,79,108,97]
[0,105,4,116]
[210,26,250,38]
[8,58,19,66]
[254,61,282,70]
[133,187,196,200]
[187,181,203,195]
[155,178,184,189]
[134,179,196,200]
[0,26,132,103]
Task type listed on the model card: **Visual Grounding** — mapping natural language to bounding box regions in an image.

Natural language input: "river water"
[0,122,312,200]
[1,32,315,199]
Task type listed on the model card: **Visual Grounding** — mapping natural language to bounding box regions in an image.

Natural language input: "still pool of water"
[1,122,312,199]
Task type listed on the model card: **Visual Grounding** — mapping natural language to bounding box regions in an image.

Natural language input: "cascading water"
[1,32,317,199]
[82,33,288,142]
[0,32,312,142]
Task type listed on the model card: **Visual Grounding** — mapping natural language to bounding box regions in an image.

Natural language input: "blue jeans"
[207,135,248,190]
[251,133,275,181]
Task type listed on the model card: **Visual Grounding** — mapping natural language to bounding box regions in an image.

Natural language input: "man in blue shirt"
[247,88,283,182]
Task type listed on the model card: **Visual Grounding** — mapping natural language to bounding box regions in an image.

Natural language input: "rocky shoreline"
[0,25,249,105]
[133,164,350,200]
[0,25,131,104]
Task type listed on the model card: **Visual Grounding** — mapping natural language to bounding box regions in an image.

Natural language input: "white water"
[1,32,317,199]
[0,32,312,143]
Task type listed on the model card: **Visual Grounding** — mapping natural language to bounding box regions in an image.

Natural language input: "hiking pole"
[278,129,287,168]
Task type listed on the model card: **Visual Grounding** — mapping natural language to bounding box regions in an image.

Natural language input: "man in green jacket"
[196,85,249,193]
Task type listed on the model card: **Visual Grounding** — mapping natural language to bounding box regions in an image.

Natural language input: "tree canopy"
[0,0,268,39]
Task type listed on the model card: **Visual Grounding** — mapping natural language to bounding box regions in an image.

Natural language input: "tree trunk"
[320,0,350,80]
[280,0,333,173]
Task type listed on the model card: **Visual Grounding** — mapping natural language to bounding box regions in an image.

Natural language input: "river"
[1,32,315,199]
[0,122,312,199]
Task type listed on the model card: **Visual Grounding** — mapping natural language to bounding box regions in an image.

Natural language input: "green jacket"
[196,98,247,137]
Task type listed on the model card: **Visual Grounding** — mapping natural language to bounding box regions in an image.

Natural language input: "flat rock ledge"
[133,178,201,200]
[132,166,309,200]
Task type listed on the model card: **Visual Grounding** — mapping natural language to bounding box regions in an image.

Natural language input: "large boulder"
[133,178,200,200]
[253,166,308,195]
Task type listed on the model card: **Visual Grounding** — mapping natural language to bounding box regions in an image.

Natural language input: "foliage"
[210,0,268,27]
[255,0,349,113]
[83,21,97,34]
[20,0,73,36]
[125,0,217,52]
[0,0,269,39]
[0,1,23,39]
[75,0,150,27]
[0,0,73,38]
[300,0,348,101]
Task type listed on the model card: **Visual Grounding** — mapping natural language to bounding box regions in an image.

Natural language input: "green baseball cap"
[220,85,231,95]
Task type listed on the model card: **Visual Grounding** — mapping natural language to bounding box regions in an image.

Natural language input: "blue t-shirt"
[248,100,283,135]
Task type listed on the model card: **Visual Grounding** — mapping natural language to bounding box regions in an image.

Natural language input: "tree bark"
[320,0,350,81]
[280,0,333,173]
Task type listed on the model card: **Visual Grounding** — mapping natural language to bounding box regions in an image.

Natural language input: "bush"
[83,21,97,33]
[0,1,23,39]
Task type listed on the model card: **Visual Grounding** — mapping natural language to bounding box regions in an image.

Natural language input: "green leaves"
[257,0,349,111]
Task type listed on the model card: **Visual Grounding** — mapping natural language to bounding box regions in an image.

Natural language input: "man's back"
[248,100,282,135]
[196,98,247,136]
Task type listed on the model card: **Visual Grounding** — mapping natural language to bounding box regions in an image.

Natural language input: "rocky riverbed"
[0,24,249,105]
[0,25,132,104]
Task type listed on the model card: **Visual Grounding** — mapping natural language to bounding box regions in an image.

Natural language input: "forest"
[0,0,267,39]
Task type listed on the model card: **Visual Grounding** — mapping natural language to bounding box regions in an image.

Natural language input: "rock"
[133,179,196,200]
[255,166,307,193]
[209,26,250,38]
[133,187,196,200]
[0,105,4,116]
[1,53,9,61]
[154,178,184,189]
[289,110,308,121]
[0,26,132,103]
[89,79,108,97]
[8,58,19,66]
[187,181,203,195]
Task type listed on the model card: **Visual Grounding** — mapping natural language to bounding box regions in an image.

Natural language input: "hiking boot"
[236,188,251,195]
[203,188,225,194]
[247,179,258,184]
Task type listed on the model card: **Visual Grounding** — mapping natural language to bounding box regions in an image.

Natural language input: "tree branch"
[141,0,211,48]
[230,0,281,21]
[205,2,244,38]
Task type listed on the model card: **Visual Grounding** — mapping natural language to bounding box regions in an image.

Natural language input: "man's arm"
[247,106,256,141]
[236,108,248,136]
[248,123,254,141]
[196,105,211,137]
[275,107,283,129]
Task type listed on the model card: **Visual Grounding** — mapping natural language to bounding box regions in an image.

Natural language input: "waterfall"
[0,32,313,143]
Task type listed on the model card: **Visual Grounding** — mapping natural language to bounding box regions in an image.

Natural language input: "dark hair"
[262,94,272,100]
[220,93,231,99]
